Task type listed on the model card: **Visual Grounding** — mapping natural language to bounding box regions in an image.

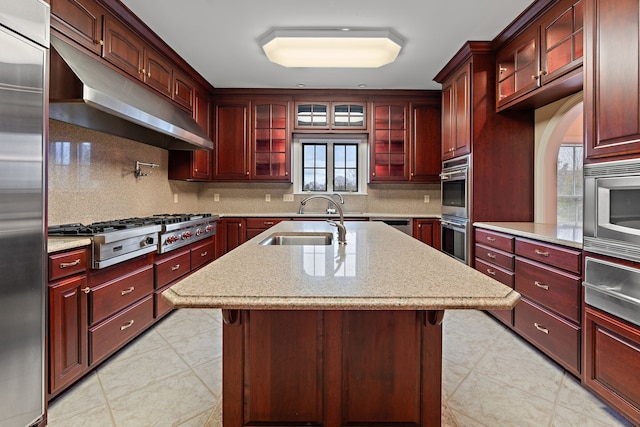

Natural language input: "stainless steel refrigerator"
[0,1,49,426]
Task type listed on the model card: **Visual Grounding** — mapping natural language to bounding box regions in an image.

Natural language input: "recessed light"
[258,27,404,68]
[357,84,367,88]
[296,83,306,88]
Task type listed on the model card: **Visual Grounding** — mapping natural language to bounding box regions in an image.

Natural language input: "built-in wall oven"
[584,158,640,262]
[440,155,470,218]
[440,155,471,264]
[441,215,469,264]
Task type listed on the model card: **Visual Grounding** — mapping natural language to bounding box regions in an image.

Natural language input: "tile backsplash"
[48,120,441,225]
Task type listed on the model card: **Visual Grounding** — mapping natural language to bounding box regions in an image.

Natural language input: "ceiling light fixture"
[258,28,404,68]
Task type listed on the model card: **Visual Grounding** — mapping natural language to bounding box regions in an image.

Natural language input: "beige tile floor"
[47,309,633,427]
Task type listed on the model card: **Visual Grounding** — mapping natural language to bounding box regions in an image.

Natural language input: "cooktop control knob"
[181,231,192,240]
[205,225,214,233]
[196,228,203,236]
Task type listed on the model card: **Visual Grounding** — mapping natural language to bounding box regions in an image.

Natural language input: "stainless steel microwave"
[584,159,640,261]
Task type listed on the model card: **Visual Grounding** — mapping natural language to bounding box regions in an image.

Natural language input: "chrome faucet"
[298,195,347,245]
[327,192,344,214]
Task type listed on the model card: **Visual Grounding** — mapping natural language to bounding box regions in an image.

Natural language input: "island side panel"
[222,309,443,427]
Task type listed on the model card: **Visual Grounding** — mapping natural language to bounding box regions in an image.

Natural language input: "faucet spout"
[299,195,347,245]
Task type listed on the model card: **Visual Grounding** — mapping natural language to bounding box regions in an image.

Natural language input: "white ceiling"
[119,0,535,90]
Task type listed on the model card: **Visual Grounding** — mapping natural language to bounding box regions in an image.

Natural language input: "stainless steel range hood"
[49,36,213,151]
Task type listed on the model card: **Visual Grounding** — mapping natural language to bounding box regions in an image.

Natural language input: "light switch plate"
[214,193,220,202]
[283,194,294,202]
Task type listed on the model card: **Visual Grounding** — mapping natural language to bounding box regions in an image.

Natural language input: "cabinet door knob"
[81,287,90,294]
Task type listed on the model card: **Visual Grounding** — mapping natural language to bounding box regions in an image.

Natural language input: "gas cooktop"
[48,213,215,235]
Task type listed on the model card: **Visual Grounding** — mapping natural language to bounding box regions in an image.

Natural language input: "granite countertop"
[163,221,520,311]
[473,222,583,249]
[219,212,441,219]
[47,237,92,253]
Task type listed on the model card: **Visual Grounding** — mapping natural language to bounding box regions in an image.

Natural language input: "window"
[557,144,583,225]
[294,136,367,194]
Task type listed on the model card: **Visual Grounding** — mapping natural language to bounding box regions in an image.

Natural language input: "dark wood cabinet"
[496,0,584,111]
[143,46,173,97]
[50,0,106,55]
[48,273,89,397]
[412,218,440,249]
[245,218,287,240]
[173,69,195,111]
[215,218,247,258]
[409,102,441,183]
[213,99,251,180]
[223,309,442,426]
[584,0,640,161]
[370,102,408,181]
[474,229,516,326]
[584,306,640,426]
[252,99,291,181]
[102,14,144,79]
[440,61,471,161]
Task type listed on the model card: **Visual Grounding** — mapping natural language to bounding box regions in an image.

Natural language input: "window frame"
[556,143,583,226]
[293,134,368,195]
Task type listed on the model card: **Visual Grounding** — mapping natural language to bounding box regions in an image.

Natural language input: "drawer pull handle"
[171,264,180,271]
[486,237,496,242]
[200,251,208,257]
[264,222,274,225]
[534,249,550,257]
[534,281,549,291]
[486,268,496,276]
[534,323,549,334]
[120,320,135,331]
[121,286,135,296]
[81,287,91,294]
[487,252,496,259]
[60,259,81,268]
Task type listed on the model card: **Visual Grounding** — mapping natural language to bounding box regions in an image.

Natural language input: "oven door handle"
[583,281,640,306]
[441,219,466,231]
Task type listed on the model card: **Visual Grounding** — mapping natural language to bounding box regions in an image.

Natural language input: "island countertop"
[163,221,520,311]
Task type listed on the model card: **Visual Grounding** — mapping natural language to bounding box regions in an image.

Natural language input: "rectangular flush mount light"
[259,28,404,68]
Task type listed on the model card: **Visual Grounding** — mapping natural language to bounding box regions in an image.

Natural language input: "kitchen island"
[163,221,520,426]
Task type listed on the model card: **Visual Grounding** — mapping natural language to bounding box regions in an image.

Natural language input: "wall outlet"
[173,193,178,203]
[213,193,220,202]
[265,194,271,202]
[283,194,294,202]
[424,195,430,203]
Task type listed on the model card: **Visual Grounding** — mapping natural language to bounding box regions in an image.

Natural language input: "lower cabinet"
[412,218,440,249]
[584,306,640,426]
[245,217,287,239]
[47,239,216,400]
[473,227,583,376]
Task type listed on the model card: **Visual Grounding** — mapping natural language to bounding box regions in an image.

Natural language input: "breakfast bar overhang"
[163,221,520,426]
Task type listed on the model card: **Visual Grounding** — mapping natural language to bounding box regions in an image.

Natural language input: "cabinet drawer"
[475,229,514,253]
[515,238,581,274]
[514,298,580,375]
[475,243,514,271]
[245,218,285,229]
[155,250,190,288]
[89,265,154,325]
[515,257,581,323]
[191,239,214,270]
[475,258,514,288]
[89,295,154,365]
[49,248,88,281]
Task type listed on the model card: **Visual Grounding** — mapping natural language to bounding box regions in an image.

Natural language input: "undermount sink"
[260,232,334,246]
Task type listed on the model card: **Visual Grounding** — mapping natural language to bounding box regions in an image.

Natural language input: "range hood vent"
[49,36,213,151]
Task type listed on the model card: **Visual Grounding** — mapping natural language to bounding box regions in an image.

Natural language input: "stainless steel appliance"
[0,2,48,426]
[441,215,469,264]
[370,217,412,235]
[584,158,640,262]
[440,155,471,264]
[440,155,470,218]
[155,213,217,253]
[583,257,640,327]
[48,214,218,269]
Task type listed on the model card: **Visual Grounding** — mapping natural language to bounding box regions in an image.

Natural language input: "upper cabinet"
[50,0,106,55]
[295,101,366,130]
[584,0,640,161]
[410,101,441,183]
[252,99,291,182]
[496,0,584,111]
[213,98,251,180]
[370,102,408,181]
[102,14,145,79]
[440,62,471,161]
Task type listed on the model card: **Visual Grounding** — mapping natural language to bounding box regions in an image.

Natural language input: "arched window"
[557,143,583,225]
